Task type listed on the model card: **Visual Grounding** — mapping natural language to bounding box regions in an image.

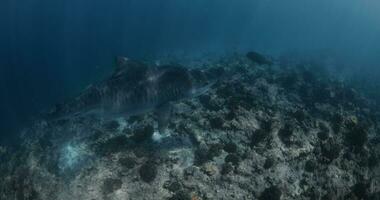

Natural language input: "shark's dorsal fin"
[115,56,130,69]
[113,57,149,80]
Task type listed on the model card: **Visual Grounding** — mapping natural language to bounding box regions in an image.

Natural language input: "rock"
[1,54,380,200]
[202,163,218,176]
[292,110,307,122]
[368,153,379,168]
[246,51,272,65]
[207,143,223,159]
[216,84,236,98]
[304,160,317,172]
[302,187,319,200]
[227,93,256,110]
[118,156,137,169]
[168,190,192,200]
[133,146,153,158]
[317,122,330,141]
[251,128,270,147]
[221,163,234,175]
[194,143,223,165]
[226,110,237,121]
[261,120,272,132]
[209,117,224,129]
[184,166,199,177]
[164,180,182,192]
[199,95,220,111]
[203,192,214,200]
[225,153,240,166]
[350,182,370,200]
[217,82,256,110]
[331,113,343,133]
[139,160,157,183]
[369,192,380,200]
[263,158,275,169]
[259,186,282,200]
[132,124,154,143]
[194,144,210,165]
[345,123,368,149]
[320,139,341,163]
[223,142,238,153]
[346,116,359,128]
[322,191,337,200]
[102,178,123,195]
[278,123,294,146]
[29,189,40,200]
[317,130,329,141]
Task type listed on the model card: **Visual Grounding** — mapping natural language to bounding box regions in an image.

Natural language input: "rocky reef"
[0,52,379,200]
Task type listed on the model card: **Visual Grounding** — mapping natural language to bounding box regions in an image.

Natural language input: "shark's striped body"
[48,57,212,119]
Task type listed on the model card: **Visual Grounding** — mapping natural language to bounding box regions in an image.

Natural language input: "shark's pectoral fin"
[154,102,174,133]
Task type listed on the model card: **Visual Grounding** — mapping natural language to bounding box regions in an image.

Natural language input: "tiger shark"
[48,57,215,123]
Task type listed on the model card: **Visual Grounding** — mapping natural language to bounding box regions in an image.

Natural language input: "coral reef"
[0,53,379,200]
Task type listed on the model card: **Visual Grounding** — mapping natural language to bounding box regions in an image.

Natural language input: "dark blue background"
[1,0,380,143]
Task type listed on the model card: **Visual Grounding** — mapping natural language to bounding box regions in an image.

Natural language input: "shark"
[48,57,215,125]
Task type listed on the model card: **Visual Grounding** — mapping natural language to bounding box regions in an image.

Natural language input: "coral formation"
[0,53,379,199]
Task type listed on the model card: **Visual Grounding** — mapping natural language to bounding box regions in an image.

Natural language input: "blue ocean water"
[1,0,380,143]
[1,2,380,199]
